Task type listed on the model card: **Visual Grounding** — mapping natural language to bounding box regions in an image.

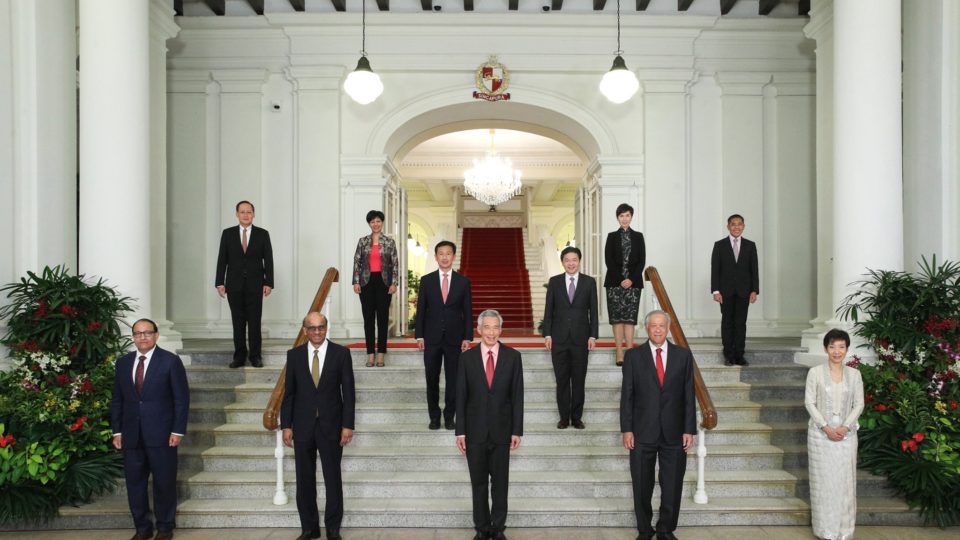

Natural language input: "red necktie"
[655,348,664,387]
[135,355,146,395]
[485,350,495,389]
[242,227,248,253]
[442,273,449,304]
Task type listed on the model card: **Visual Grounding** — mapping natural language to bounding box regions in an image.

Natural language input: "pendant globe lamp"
[344,0,383,105]
[599,0,639,104]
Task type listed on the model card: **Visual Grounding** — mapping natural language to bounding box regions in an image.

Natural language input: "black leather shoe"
[429,419,441,430]
[723,356,734,366]
[735,357,749,366]
[557,419,569,429]
[444,419,456,430]
[295,530,320,540]
[657,532,678,540]
[472,532,487,540]
[250,357,263,368]
[636,534,654,540]
[155,533,173,540]
[327,528,342,540]
[229,359,245,369]
[572,419,585,430]
[492,531,507,540]
[130,531,154,540]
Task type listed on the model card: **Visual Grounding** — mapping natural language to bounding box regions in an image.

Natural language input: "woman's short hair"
[615,203,634,217]
[366,210,385,223]
[823,328,851,348]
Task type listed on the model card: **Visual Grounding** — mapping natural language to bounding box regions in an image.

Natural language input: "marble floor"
[2,528,958,540]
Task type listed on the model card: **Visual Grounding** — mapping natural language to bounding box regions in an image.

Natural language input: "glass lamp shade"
[599,55,639,104]
[344,56,384,105]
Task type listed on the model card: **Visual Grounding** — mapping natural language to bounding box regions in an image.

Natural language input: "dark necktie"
[242,227,248,253]
[568,276,575,303]
[135,355,146,395]
[485,350,495,389]
[733,237,740,262]
[656,348,665,387]
[311,349,320,387]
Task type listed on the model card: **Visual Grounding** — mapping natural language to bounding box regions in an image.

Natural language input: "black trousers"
[424,343,460,422]
[551,344,588,422]
[466,441,511,534]
[359,272,391,354]
[226,282,263,362]
[293,423,344,532]
[719,293,750,360]
[629,437,687,534]
[123,436,178,533]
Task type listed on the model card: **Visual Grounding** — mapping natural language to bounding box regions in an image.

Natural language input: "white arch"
[365,84,617,160]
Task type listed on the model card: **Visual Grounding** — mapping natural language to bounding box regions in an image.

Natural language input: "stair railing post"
[273,425,288,505]
[694,412,708,504]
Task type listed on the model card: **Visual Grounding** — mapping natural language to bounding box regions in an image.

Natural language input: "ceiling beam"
[421,0,432,10]
[202,0,225,16]
[247,0,264,14]
[593,0,607,10]
[720,0,738,15]
[331,0,346,11]
[759,0,780,15]
[376,0,389,10]
[509,0,519,10]
[637,0,651,10]
[289,0,305,12]
[174,0,183,16]
[799,0,810,15]
[678,0,694,11]
[464,0,473,11]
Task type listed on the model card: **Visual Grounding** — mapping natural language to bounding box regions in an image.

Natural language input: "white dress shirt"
[308,339,328,379]
[648,341,668,372]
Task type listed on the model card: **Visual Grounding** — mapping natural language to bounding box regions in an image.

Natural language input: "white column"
[830,0,903,342]
[79,1,152,321]
[798,0,836,364]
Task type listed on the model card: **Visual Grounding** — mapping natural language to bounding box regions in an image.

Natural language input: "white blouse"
[804,363,864,432]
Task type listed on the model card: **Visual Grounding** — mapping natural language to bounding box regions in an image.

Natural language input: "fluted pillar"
[79,1,151,321]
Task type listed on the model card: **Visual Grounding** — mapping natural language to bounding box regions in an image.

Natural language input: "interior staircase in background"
[458,227,534,331]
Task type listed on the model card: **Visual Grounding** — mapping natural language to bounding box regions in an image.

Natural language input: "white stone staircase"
[13,339,924,532]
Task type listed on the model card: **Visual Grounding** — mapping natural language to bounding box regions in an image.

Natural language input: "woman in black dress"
[603,203,645,365]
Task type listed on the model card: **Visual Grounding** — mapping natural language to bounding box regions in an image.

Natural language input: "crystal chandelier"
[463,129,522,207]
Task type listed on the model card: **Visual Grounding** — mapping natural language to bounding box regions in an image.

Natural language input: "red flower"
[87,320,102,332]
[79,379,94,393]
[68,416,87,432]
[34,301,48,318]
[17,340,40,353]
[900,439,918,453]
[60,304,77,317]
[951,401,958,410]
[68,344,78,355]
[912,432,925,443]
[895,372,908,381]
[30,363,40,372]
[864,393,874,403]
[874,404,888,412]
[0,434,15,448]
[846,356,862,368]
[945,370,958,380]
[878,339,890,350]
[55,374,71,386]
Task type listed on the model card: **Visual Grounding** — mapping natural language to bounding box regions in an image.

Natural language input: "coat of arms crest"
[473,55,511,102]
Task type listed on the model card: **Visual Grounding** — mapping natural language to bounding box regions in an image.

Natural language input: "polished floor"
[2,527,959,539]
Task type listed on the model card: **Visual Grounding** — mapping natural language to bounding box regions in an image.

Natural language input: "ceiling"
[400,129,584,206]
[177,0,809,17]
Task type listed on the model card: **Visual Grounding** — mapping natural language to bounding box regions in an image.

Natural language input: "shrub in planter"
[0,266,132,524]
[838,256,960,526]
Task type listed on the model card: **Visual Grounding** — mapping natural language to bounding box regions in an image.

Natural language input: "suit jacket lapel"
[316,344,334,388]
[140,351,160,397]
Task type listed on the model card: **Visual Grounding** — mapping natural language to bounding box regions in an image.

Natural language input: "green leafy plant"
[0,266,131,524]
[838,255,960,526]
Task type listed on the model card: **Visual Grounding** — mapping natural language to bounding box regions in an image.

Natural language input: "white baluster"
[693,418,708,504]
[273,428,288,505]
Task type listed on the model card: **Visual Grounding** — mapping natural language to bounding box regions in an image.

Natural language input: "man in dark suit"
[456,310,524,540]
[710,213,759,366]
[111,318,190,540]
[621,310,696,540]
[416,240,473,430]
[543,246,598,430]
[281,312,355,540]
[215,200,274,368]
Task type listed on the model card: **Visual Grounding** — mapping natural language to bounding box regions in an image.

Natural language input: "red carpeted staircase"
[459,227,534,331]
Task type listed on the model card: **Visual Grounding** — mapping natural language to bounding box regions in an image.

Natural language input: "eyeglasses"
[132,331,156,338]
[303,325,326,332]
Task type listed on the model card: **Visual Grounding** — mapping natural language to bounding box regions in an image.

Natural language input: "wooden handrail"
[643,266,718,430]
[262,267,340,430]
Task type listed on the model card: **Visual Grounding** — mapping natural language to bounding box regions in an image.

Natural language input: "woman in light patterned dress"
[603,203,645,366]
[804,328,864,540]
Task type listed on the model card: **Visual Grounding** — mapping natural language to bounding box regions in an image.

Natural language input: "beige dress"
[804,363,864,540]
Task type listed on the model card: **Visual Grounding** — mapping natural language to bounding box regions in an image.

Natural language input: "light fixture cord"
[615,0,623,55]
[361,0,367,56]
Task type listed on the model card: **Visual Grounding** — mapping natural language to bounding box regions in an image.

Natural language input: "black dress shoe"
[327,528,342,540]
[657,532,678,540]
[472,532,487,540]
[735,357,749,366]
[557,419,569,429]
[429,419,441,430]
[295,530,320,540]
[572,419,585,430]
[635,534,654,540]
[491,531,507,540]
[155,533,173,540]
[130,531,154,540]
[250,357,263,368]
[445,419,456,430]
[723,356,734,366]
[229,359,245,369]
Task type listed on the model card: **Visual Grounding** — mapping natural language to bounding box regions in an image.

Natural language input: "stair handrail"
[643,266,718,431]
[262,267,340,431]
